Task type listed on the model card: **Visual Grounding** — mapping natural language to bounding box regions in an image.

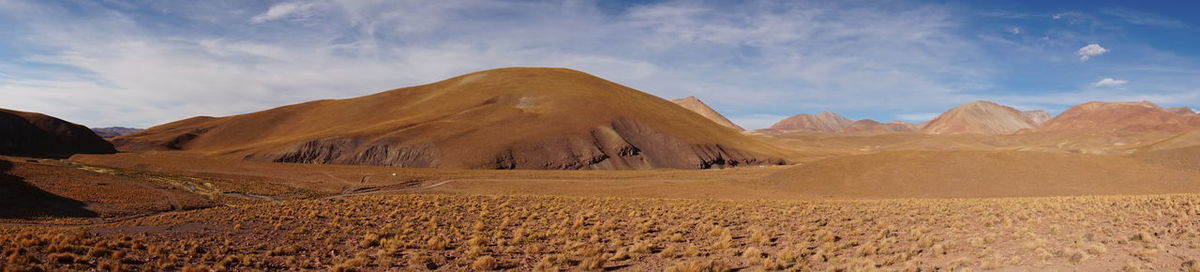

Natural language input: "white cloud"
[1092,78,1128,87]
[1009,27,1021,34]
[1076,43,1108,61]
[0,0,989,127]
[250,1,317,23]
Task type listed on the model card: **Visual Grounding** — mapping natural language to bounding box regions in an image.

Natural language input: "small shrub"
[472,255,497,270]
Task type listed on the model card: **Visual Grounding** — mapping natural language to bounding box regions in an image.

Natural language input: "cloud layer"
[0,0,1198,129]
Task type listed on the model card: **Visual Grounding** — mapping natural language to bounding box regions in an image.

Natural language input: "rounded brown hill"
[768,111,853,132]
[114,68,785,170]
[755,150,1200,198]
[921,101,1035,135]
[670,96,744,131]
[1040,101,1200,132]
[0,108,116,158]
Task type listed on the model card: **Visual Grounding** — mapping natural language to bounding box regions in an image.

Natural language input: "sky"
[2,0,1199,129]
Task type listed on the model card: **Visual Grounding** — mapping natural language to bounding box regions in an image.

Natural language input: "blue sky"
[2,0,1199,129]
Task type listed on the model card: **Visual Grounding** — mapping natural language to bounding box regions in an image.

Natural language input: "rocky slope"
[1167,107,1197,115]
[1021,110,1052,125]
[670,96,744,131]
[768,112,854,132]
[0,108,116,158]
[114,68,785,170]
[1039,101,1200,132]
[91,127,143,138]
[921,101,1036,135]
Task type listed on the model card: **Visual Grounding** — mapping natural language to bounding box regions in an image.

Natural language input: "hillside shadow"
[0,160,98,219]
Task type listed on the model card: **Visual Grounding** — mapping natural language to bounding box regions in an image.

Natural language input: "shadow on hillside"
[0,160,98,219]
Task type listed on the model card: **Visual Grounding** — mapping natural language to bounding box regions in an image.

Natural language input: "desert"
[4,1,1200,271]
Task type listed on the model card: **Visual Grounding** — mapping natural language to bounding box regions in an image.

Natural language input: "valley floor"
[3,193,1200,271]
[4,151,1200,271]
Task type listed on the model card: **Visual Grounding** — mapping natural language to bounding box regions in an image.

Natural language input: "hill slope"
[768,112,853,132]
[841,120,917,134]
[1166,107,1196,115]
[114,68,785,170]
[756,150,1200,198]
[0,108,116,158]
[669,96,744,131]
[921,101,1035,135]
[1040,101,1200,132]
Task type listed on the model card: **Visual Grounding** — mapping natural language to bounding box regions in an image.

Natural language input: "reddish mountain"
[670,96,744,131]
[842,120,918,133]
[0,108,116,158]
[1039,101,1200,132]
[921,101,1036,135]
[768,111,853,132]
[114,68,785,170]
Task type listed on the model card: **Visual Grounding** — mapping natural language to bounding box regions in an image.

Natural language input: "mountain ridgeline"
[113,68,785,170]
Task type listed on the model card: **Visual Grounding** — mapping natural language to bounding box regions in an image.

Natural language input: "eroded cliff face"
[249,118,782,170]
[609,118,783,169]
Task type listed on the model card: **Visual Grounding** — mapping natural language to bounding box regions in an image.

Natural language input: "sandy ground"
[3,193,1200,271]
[2,145,1200,271]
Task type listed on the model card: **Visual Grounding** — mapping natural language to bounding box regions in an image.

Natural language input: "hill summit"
[0,108,116,158]
[921,101,1036,135]
[1040,101,1200,132]
[670,96,744,131]
[114,68,785,170]
[768,112,854,132]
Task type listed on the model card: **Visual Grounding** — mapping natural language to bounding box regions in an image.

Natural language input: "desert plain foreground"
[3,149,1200,271]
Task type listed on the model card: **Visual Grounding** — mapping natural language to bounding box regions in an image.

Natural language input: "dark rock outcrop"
[0,108,116,158]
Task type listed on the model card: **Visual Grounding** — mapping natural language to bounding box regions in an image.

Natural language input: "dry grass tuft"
[472,255,498,270]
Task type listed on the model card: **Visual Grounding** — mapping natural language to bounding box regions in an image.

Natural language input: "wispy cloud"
[250,2,318,23]
[1092,78,1128,87]
[1100,8,1186,28]
[1,1,1198,128]
[0,0,992,127]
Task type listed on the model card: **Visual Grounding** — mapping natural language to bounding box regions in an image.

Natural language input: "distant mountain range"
[6,66,1200,170]
[91,127,143,138]
[759,101,1200,135]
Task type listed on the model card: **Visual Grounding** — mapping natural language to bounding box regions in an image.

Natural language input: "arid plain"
[4,68,1200,271]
